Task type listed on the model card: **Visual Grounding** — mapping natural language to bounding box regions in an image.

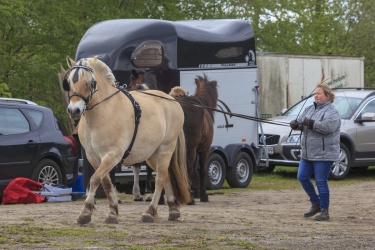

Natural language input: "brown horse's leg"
[198,150,210,202]
[186,149,198,205]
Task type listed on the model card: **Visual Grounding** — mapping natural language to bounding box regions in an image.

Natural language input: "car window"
[283,95,314,116]
[0,107,30,135]
[23,109,43,127]
[333,96,363,119]
[357,99,375,119]
[55,116,69,135]
[283,94,364,120]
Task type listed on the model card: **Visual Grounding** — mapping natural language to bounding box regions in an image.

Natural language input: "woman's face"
[314,87,329,103]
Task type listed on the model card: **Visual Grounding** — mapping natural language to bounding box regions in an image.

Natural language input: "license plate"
[121,165,132,171]
[266,146,274,155]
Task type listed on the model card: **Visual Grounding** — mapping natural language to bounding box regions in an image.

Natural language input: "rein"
[80,84,142,161]
[135,90,290,127]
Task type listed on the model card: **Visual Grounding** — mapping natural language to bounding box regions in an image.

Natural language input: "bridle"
[63,59,142,160]
[63,61,98,106]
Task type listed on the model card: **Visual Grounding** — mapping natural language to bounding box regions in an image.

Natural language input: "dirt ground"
[1,181,375,250]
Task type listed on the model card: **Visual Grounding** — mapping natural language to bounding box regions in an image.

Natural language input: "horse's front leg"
[101,173,119,224]
[78,156,119,225]
[77,173,101,225]
[132,164,143,201]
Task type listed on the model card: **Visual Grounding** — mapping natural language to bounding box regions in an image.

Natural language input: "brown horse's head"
[128,70,146,90]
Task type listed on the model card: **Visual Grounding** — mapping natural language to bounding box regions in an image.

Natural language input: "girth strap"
[117,85,142,160]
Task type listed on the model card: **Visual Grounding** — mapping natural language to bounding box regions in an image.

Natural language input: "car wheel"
[259,164,276,173]
[205,153,226,190]
[226,152,253,188]
[330,143,350,180]
[32,159,63,185]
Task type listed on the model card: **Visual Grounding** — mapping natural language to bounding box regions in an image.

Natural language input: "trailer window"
[131,40,164,68]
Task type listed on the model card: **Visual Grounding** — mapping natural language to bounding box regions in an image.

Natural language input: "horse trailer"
[75,19,260,190]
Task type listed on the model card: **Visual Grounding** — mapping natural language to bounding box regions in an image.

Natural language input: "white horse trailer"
[75,19,260,189]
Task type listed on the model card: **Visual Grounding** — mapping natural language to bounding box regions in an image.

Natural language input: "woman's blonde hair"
[317,83,335,103]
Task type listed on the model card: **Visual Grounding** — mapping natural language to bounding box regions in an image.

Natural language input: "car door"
[353,98,375,159]
[0,107,41,181]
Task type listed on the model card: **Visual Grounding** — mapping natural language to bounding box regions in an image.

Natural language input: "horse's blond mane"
[86,58,116,87]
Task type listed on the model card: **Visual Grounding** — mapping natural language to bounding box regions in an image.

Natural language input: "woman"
[290,83,341,221]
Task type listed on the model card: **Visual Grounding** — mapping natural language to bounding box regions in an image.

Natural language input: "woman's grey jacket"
[295,101,341,161]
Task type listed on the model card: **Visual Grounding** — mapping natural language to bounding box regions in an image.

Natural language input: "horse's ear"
[66,56,76,68]
[131,69,138,78]
[91,56,98,67]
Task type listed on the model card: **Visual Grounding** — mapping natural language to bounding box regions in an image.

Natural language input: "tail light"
[64,135,78,154]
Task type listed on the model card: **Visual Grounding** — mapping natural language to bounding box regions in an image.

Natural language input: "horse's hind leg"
[164,180,181,221]
[144,164,153,202]
[132,164,143,201]
[198,151,209,202]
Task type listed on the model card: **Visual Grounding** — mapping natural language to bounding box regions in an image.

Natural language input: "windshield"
[283,95,363,119]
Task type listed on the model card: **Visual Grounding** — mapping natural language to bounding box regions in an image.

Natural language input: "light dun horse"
[127,70,161,202]
[63,56,190,224]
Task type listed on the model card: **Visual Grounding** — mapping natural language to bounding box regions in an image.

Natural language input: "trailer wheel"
[205,153,226,190]
[226,152,253,188]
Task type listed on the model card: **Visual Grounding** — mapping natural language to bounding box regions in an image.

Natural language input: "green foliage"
[0,83,11,97]
[0,0,374,132]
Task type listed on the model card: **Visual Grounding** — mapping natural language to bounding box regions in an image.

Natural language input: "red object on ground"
[1,177,46,205]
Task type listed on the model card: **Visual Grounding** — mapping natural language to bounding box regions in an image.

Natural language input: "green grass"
[208,166,375,195]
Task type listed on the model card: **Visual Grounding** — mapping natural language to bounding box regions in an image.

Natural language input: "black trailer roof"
[76,19,255,80]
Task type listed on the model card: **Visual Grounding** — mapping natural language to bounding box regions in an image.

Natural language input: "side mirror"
[131,40,164,68]
[354,112,375,123]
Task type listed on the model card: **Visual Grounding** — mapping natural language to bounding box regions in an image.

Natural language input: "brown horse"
[170,75,218,204]
[63,56,190,224]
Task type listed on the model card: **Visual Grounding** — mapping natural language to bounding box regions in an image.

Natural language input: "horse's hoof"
[168,211,181,221]
[134,197,144,202]
[187,199,196,205]
[145,194,153,202]
[140,213,155,223]
[77,215,91,225]
[105,216,119,224]
[200,195,209,202]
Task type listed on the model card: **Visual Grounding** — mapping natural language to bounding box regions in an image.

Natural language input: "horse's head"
[128,70,146,90]
[63,56,98,120]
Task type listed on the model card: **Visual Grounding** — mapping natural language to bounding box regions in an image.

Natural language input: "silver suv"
[258,89,375,180]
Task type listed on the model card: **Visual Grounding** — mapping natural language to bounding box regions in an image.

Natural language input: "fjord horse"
[170,75,218,204]
[130,71,218,204]
[127,69,161,202]
[63,56,190,224]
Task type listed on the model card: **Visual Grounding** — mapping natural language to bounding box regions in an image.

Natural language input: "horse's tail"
[168,128,191,204]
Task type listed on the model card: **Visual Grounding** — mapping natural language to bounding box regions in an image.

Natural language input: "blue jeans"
[297,158,333,209]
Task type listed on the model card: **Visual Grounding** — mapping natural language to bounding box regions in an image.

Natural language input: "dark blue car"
[0,98,79,197]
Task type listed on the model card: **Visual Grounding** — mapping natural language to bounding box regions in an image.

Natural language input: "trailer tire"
[205,153,226,190]
[226,152,253,188]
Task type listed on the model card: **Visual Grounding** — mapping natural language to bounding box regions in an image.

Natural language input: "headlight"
[287,135,301,143]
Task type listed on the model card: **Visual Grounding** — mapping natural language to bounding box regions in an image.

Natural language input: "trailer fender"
[224,144,258,171]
